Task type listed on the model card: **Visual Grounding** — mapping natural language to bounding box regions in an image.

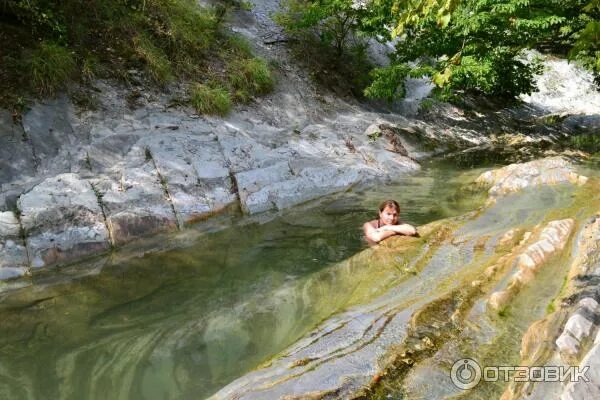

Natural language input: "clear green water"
[0,162,488,400]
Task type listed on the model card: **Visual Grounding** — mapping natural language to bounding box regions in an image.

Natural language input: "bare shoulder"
[363,220,378,229]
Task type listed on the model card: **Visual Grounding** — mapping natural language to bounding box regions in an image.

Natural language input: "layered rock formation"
[209,157,595,399]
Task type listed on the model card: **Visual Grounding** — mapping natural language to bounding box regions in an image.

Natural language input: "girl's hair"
[378,199,400,213]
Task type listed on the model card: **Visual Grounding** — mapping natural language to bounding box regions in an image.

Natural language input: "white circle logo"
[450,358,482,390]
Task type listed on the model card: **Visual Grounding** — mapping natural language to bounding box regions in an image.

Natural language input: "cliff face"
[0,1,598,278]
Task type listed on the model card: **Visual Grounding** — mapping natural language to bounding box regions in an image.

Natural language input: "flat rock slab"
[17,173,110,268]
[21,95,79,176]
[235,158,363,214]
[211,303,416,400]
[140,133,236,225]
[91,160,178,246]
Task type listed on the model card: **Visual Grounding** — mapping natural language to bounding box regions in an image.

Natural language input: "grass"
[228,58,274,102]
[133,33,173,85]
[190,83,232,116]
[24,42,76,96]
[0,0,273,113]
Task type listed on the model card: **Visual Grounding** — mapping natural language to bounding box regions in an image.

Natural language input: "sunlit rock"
[475,157,588,203]
[564,314,593,342]
[579,298,599,314]
[138,133,237,225]
[487,219,574,311]
[556,332,581,356]
[559,342,600,400]
[17,173,111,268]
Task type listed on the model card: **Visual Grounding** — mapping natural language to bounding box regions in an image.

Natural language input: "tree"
[567,0,600,82]
[364,0,577,100]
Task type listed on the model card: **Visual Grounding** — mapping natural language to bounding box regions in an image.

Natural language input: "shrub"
[190,83,232,116]
[25,41,76,95]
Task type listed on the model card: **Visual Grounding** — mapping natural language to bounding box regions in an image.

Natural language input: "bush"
[190,83,232,116]
[25,41,76,95]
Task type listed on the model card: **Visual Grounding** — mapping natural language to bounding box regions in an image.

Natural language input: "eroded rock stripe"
[500,214,600,400]
[488,219,575,311]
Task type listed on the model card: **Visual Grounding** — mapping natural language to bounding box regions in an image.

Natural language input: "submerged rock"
[476,156,588,203]
[501,213,600,400]
[488,219,574,310]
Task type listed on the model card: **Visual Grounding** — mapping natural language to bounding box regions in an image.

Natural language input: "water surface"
[0,162,490,400]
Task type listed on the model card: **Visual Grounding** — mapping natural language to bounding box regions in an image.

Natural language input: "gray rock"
[91,159,178,246]
[565,314,594,342]
[556,332,580,356]
[235,161,293,214]
[140,132,236,225]
[560,342,600,400]
[0,110,36,192]
[21,95,80,176]
[0,211,29,277]
[563,114,600,133]
[17,173,110,268]
[578,298,599,314]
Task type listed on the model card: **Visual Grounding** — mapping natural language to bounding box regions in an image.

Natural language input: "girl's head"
[378,199,400,225]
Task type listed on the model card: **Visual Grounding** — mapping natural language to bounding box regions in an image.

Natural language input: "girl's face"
[379,206,399,226]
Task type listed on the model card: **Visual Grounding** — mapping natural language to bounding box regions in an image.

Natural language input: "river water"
[2,157,598,400]
[0,160,492,400]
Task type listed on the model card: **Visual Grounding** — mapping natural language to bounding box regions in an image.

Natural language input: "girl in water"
[363,199,418,245]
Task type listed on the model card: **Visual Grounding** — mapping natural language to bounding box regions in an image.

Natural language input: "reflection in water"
[0,163,487,400]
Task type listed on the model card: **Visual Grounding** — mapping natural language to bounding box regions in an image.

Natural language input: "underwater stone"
[475,157,587,204]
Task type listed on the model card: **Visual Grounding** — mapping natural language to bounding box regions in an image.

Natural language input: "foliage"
[0,0,272,110]
[567,1,600,81]
[277,0,599,100]
[133,33,173,84]
[569,132,600,153]
[276,0,367,57]
[189,83,232,116]
[363,64,411,101]
[364,0,569,100]
[275,0,375,96]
